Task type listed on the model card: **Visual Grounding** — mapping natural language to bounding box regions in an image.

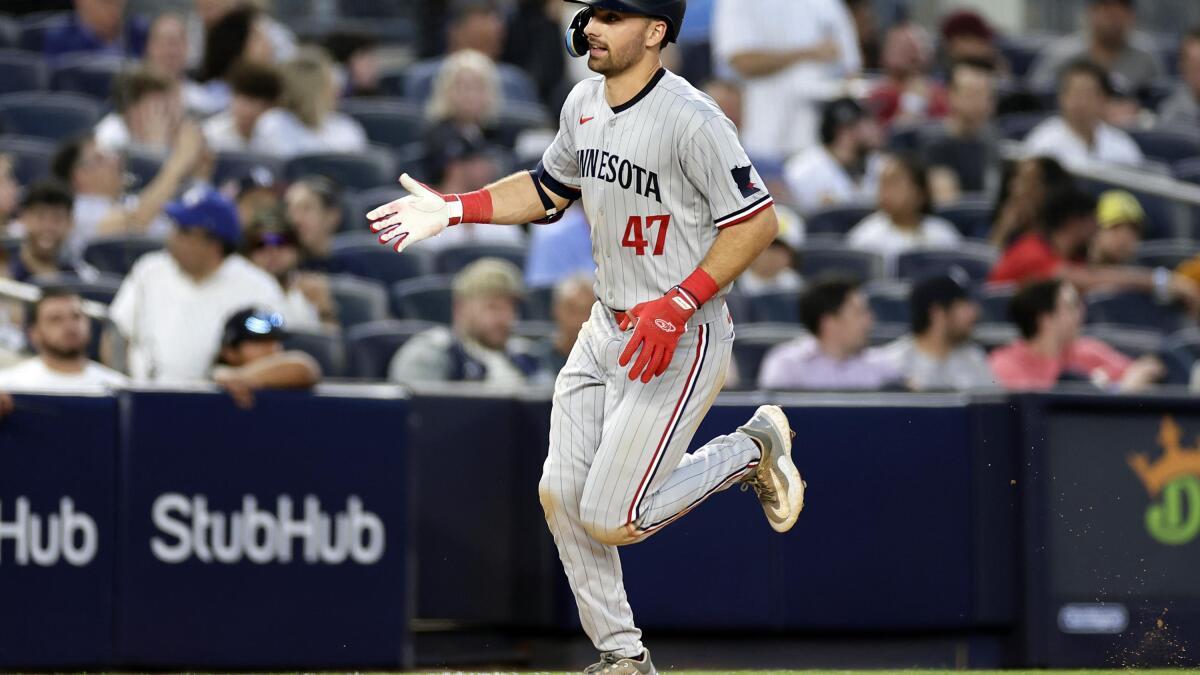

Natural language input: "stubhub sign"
[0,497,98,567]
[150,493,385,564]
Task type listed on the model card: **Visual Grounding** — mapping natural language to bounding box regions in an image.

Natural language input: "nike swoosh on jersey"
[579,115,594,125]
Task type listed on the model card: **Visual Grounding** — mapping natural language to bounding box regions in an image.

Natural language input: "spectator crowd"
[0,0,1199,405]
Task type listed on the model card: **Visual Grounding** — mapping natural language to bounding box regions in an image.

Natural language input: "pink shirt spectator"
[988,337,1131,390]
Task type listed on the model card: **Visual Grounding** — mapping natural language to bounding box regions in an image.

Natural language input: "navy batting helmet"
[564,0,687,58]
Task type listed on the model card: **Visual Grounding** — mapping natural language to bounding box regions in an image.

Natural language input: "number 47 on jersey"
[621,215,671,256]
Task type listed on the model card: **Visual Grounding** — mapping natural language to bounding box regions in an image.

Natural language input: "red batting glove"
[618,286,698,383]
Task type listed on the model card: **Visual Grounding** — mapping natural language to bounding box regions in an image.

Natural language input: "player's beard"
[588,38,642,76]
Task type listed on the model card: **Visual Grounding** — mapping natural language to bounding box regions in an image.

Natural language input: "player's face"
[583,9,661,75]
[459,294,517,351]
[32,296,89,360]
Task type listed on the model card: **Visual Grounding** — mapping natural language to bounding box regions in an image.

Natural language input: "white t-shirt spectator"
[713,0,860,161]
[202,111,251,152]
[783,146,882,214]
[1023,116,1145,169]
[109,251,287,383]
[0,357,127,392]
[249,109,368,158]
[846,211,961,262]
[283,285,321,331]
[876,335,997,391]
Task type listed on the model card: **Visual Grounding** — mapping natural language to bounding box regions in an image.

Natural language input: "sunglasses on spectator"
[248,231,298,250]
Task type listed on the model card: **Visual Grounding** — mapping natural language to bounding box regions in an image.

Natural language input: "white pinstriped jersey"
[539,68,774,325]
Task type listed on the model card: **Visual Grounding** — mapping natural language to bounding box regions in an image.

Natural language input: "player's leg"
[538,302,644,657]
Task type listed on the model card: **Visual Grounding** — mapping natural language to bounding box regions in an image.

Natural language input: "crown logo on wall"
[1128,416,1200,497]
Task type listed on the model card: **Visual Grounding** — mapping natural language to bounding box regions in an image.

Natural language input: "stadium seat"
[1177,157,1200,185]
[895,243,997,283]
[284,149,396,191]
[82,235,163,276]
[1085,290,1190,333]
[35,273,123,305]
[329,234,431,285]
[432,243,527,276]
[1136,239,1200,270]
[1076,177,1175,241]
[17,12,68,52]
[1161,327,1200,385]
[1081,324,1164,359]
[213,152,283,187]
[340,97,425,149]
[0,134,55,184]
[122,147,163,191]
[390,275,453,322]
[995,112,1050,141]
[0,16,19,50]
[523,285,554,321]
[345,186,407,233]
[0,50,48,95]
[796,243,884,281]
[886,121,941,153]
[978,283,1016,323]
[997,34,1054,78]
[51,55,131,101]
[1130,128,1200,167]
[328,274,390,328]
[803,202,874,236]
[513,320,554,341]
[866,281,911,324]
[495,100,552,135]
[746,290,801,324]
[935,198,993,238]
[402,58,539,104]
[0,92,100,140]
[282,328,343,378]
[973,322,1018,350]
[870,321,907,346]
[344,319,438,379]
[730,323,802,390]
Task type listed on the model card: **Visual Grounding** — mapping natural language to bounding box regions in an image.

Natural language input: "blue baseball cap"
[165,188,241,246]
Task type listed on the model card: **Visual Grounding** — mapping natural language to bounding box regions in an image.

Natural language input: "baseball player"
[367,1,805,672]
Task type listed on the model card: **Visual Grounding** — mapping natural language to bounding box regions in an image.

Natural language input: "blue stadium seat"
[0,92,100,140]
[403,58,539,104]
[895,242,997,283]
[51,55,130,100]
[1076,177,1175,241]
[213,152,283,187]
[328,274,390,328]
[1081,324,1164,359]
[996,112,1050,141]
[329,234,431,285]
[390,275,453,322]
[978,283,1016,323]
[340,97,425,149]
[730,323,802,391]
[886,121,940,153]
[494,100,552,138]
[36,273,123,305]
[866,281,911,324]
[973,322,1019,351]
[935,198,993,238]
[1085,290,1190,333]
[797,243,884,281]
[803,203,874,236]
[746,291,801,324]
[122,147,162,191]
[997,34,1053,78]
[1177,157,1200,185]
[1161,328,1200,385]
[432,243,527,276]
[523,285,554,321]
[870,321,907,346]
[0,50,48,95]
[514,319,554,341]
[284,149,396,191]
[1136,239,1200,269]
[282,328,343,378]
[17,12,68,53]
[0,16,19,50]
[82,235,163,276]
[1130,128,1200,166]
[0,134,55,184]
[344,319,439,379]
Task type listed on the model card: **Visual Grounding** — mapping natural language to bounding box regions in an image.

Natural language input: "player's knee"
[579,506,637,546]
[538,474,568,519]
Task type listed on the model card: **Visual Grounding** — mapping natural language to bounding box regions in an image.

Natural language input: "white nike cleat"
[738,404,805,533]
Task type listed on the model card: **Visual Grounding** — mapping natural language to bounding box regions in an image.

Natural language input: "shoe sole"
[758,405,805,533]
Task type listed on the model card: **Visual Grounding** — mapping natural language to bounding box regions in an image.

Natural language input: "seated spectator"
[52,125,208,259]
[44,0,149,61]
[0,289,127,392]
[324,30,383,98]
[846,0,881,70]
[211,307,320,409]
[285,176,343,272]
[1159,27,1200,128]
[925,59,1001,205]
[0,154,20,233]
[242,209,329,330]
[11,182,96,283]
[196,5,276,113]
[758,276,901,391]
[418,132,525,251]
[868,22,949,129]
[1023,59,1144,169]
[846,154,960,263]
[389,258,536,386]
[227,165,282,229]
[525,206,594,289]
[990,188,1200,308]
[202,62,284,153]
[446,0,506,61]
[95,67,184,155]
[990,278,1163,391]
[1029,0,1163,95]
[529,275,594,384]
[877,271,995,391]
[186,0,296,72]
[988,156,1074,249]
[937,10,1008,79]
[143,13,210,116]
[250,47,368,158]
[783,97,883,215]
[108,188,286,382]
[737,237,802,297]
[424,49,513,152]
[1091,190,1144,265]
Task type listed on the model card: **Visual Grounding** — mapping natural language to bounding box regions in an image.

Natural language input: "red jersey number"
[621,215,670,256]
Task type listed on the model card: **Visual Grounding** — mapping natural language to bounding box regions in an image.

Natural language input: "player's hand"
[367,173,451,254]
[618,287,697,383]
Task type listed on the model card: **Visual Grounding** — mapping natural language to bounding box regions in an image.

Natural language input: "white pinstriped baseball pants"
[538,301,761,656]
